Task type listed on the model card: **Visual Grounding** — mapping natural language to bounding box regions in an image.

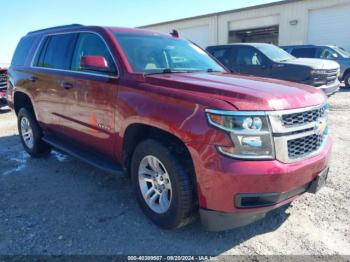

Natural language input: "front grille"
[270,103,329,163]
[282,105,327,127]
[313,69,338,86]
[288,134,324,159]
[325,69,338,85]
[0,73,7,90]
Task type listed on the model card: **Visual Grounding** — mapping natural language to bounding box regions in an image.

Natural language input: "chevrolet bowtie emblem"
[315,118,327,136]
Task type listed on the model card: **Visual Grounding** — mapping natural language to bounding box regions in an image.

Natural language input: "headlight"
[206,110,275,159]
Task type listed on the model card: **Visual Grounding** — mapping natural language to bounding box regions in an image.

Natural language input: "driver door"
[60,32,119,157]
[234,46,269,77]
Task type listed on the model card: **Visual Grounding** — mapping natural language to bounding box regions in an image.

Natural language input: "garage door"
[178,25,209,48]
[308,4,350,51]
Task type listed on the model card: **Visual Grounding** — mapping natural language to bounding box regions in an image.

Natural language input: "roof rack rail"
[27,24,84,35]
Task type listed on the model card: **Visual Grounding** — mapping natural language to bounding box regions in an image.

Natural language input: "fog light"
[241,136,262,148]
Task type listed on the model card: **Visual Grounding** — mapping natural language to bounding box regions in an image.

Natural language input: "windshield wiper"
[145,68,223,75]
[145,68,189,75]
[207,68,223,72]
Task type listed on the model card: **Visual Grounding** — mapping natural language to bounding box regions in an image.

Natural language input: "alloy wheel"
[20,117,34,149]
[138,155,172,214]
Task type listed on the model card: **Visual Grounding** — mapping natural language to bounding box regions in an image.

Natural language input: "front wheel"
[18,108,51,157]
[131,139,196,229]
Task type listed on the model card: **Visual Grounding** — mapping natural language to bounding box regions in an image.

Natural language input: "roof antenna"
[170,29,179,38]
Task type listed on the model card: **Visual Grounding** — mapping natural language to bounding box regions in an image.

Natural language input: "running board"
[43,135,124,176]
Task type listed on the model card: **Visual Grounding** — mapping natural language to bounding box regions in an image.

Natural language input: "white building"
[140,0,350,51]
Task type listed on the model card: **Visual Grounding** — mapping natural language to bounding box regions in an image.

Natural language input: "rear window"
[291,48,317,58]
[11,37,36,66]
[36,34,77,70]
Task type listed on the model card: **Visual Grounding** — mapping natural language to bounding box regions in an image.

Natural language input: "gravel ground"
[0,87,350,256]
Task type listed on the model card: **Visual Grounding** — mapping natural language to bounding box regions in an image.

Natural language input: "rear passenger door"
[32,33,78,135]
[61,32,118,157]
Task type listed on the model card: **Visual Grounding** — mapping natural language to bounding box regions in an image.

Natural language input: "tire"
[344,73,350,88]
[130,139,196,229]
[18,107,51,157]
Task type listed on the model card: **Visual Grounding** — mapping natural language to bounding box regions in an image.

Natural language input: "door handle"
[30,76,38,82]
[61,81,74,90]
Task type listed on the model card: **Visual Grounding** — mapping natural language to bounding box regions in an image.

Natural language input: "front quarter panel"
[115,77,234,164]
[274,63,311,83]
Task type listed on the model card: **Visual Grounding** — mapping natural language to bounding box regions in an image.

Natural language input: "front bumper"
[200,167,329,231]
[317,80,340,96]
[189,135,332,231]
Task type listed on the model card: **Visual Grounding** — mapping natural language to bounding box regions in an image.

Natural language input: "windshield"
[333,46,350,58]
[255,44,295,62]
[114,33,225,74]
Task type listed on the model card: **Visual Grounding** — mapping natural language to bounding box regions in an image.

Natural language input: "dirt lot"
[0,87,350,256]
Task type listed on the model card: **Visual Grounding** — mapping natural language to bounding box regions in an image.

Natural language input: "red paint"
[7,26,331,217]
[80,56,108,69]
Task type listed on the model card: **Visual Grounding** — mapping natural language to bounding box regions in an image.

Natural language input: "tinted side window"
[235,47,263,66]
[210,48,232,67]
[291,48,316,58]
[71,33,116,74]
[11,37,36,66]
[37,34,77,70]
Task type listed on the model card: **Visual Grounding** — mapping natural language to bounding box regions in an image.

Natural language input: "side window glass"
[236,47,262,66]
[37,34,76,69]
[291,48,316,58]
[36,37,50,67]
[211,49,233,67]
[318,48,337,59]
[11,36,36,66]
[71,33,116,74]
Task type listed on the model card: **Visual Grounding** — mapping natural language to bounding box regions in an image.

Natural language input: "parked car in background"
[281,45,350,87]
[0,67,8,108]
[206,43,340,96]
[7,25,332,231]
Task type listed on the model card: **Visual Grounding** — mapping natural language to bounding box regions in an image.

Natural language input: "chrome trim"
[217,146,274,160]
[274,130,328,163]
[29,66,118,80]
[268,103,328,134]
[30,30,119,79]
[205,109,270,135]
[205,108,266,116]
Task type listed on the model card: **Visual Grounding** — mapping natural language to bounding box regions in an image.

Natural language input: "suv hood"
[145,72,326,111]
[283,58,339,70]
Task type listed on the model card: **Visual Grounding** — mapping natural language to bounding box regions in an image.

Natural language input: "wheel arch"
[343,68,350,80]
[122,123,196,184]
[13,91,35,116]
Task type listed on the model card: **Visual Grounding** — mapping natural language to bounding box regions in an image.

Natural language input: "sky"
[0,0,280,65]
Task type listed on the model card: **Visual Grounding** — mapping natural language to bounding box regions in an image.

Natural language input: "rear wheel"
[18,108,51,157]
[131,139,196,229]
[344,73,350,88]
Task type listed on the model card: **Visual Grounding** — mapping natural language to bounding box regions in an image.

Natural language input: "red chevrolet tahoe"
[7,24,332,231]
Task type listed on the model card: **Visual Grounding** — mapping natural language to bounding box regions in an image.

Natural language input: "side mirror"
[332,53,339,59]
[80,56,109,72]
